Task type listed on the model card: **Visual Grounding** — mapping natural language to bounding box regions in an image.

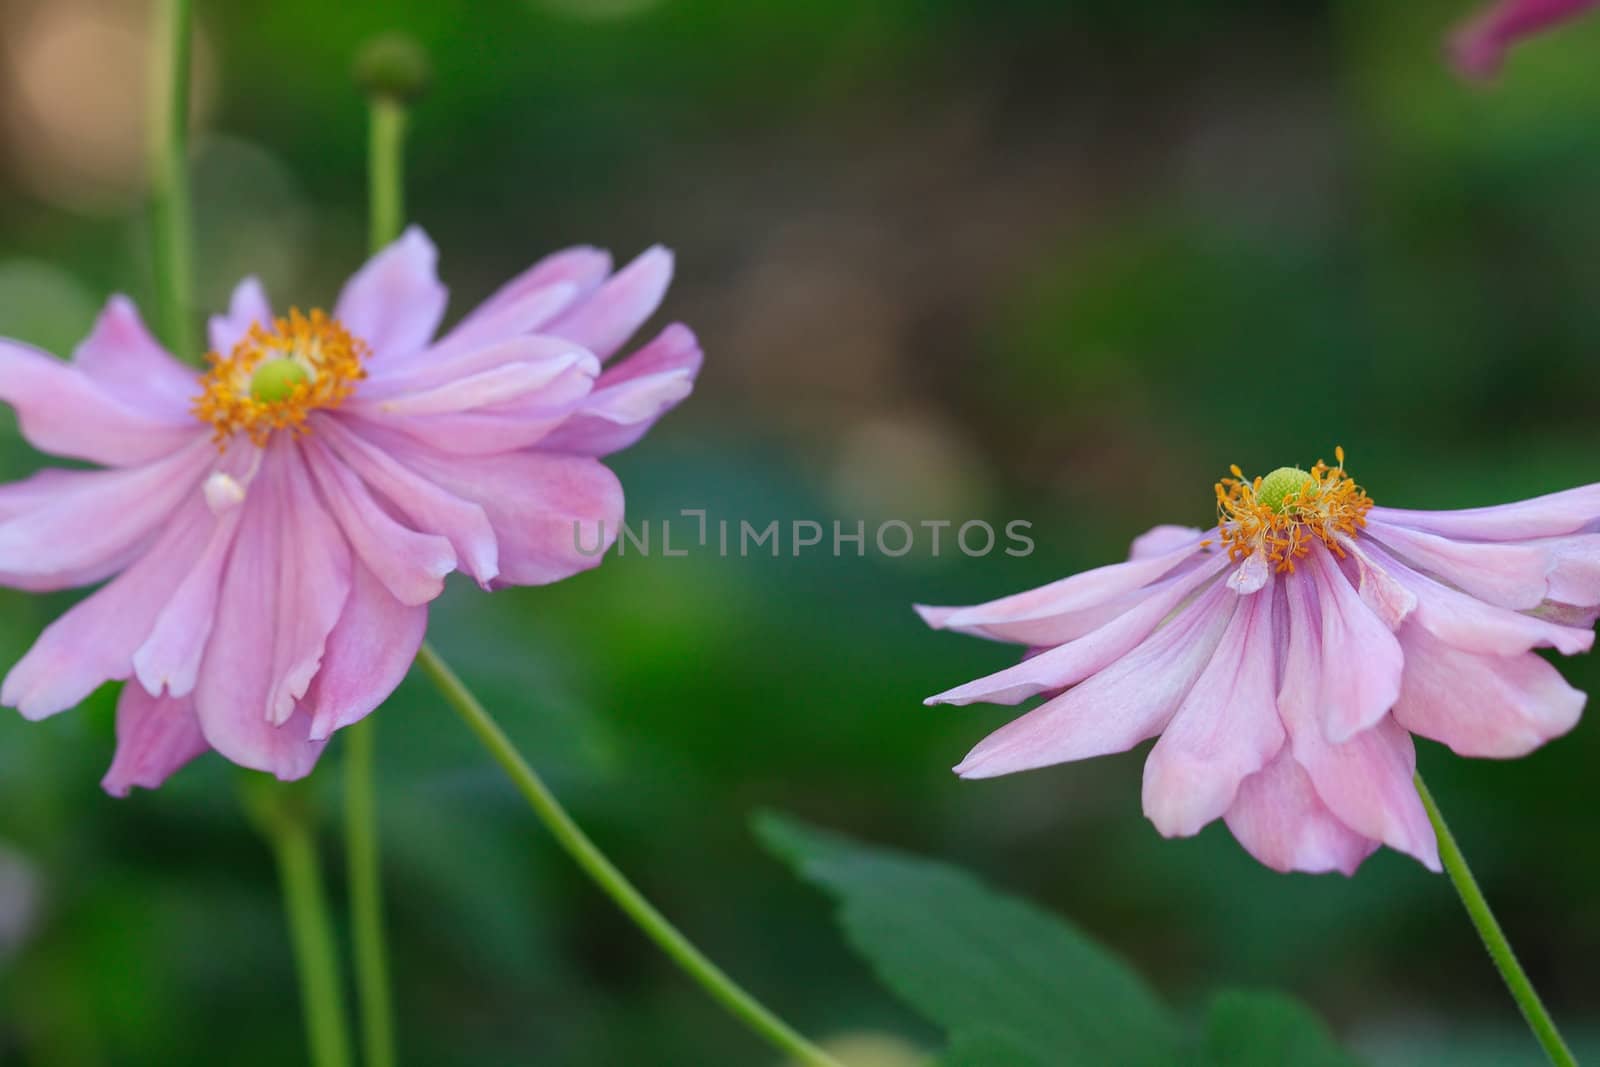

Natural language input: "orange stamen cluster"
[1215,446,1373,573]
[193,309,368,447]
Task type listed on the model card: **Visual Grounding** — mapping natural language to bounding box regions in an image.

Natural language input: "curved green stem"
[248,783,354,1067]
[147,0,196,362]
[345,721,395,1067]
[1415,773,1576,1067]
[415,643,846,1067]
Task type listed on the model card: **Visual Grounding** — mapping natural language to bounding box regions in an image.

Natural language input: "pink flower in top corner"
[1449,0,1600,79]
[0,228,701,793]
[917,450,1600,876]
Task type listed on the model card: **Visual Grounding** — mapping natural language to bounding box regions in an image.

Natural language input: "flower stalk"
[416,643,847,1067]
[1415,772,1576,1067]
[243,780,354,1067]
[147,0,197,363]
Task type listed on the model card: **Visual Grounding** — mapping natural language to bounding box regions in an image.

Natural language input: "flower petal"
[316,417,498,585]
[389,440,624,587]
[1129,525,1206,560]
[540,324,703,457]
[927,553,1229,706]
[192,443,350,778]
[101,685,209,797]
[1366,519,1553,610]
[1142,584,1284,838]
[207,277,272,355]
[131,502,244,698]
[545,246,673,362]
[916,537,1213,645]
[1392,622,1584,758]
[74,296,198,419]
[0,439,213,589]
[437,246,613,353]
[1370,484,1600,541]
[1224,752,1378,876]
[1357,541,1592,657]
[2,496,216,719]
[303,562,427,742]
[302,439,455,606]
[1279,571,1439,870]
[1305,546,1405,743]
[954,581,1237,779]
[1448,0,1600,80]
[333,226,448,361]
[0,337,199,466]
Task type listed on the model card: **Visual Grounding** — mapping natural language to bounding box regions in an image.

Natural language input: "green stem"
[147,0,196,362]
[345,721,395,1067]
[339,90,410,1067]
[1415,773,1576,1067]
[250,784,355,1067]
[415,643,846,1067]
[368,98,407,252]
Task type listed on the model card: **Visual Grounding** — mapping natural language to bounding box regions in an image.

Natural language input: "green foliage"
[759,813,1367,1067]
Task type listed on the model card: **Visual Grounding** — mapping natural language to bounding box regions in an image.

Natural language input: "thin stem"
[415,643,846,1067]
[250,784,355,1067]
[368,98,407,252]
[345,721,395,1067]
[147,0,196,362]
[340,89,410,1067]
[1415,772,1576,1067]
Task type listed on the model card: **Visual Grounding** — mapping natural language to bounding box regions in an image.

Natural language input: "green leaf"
[1197,990,1365,1067]
[755,812,1183,1066]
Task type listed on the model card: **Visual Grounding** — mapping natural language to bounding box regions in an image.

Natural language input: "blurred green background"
[0,0,1598,1063]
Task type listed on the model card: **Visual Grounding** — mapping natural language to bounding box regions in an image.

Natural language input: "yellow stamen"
[193,309,368,447]
[1215,447,1373,573]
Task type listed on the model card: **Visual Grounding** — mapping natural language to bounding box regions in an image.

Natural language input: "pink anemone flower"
[918,450,1600,875]
[0,227,700,794]
[1449,0,1600,79]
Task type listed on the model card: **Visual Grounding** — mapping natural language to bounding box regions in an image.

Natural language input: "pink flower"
[1449,0,1600,79]
[917,451,1600,875]
[0,228,700,794]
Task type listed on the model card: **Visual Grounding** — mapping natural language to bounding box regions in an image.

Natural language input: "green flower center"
[1256,466,1315,514]
[249,358,312,404]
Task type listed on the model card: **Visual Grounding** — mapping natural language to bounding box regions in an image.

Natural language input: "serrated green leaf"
[1197,990,1364,1067]
[755,812,1183,1067]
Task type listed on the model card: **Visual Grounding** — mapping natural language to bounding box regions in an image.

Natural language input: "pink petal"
[301,439,455,606]
[545,246,673,362]
[389,438,624,587]
[1358,541,1592,656]
[101,685,210,797]
[207,277,272,355]
[192,443,350,778]
[916,537,1212,645]
[333,226,448,361]
[1347,541,1418,630]
[1392,622,1584,757]
[1224,752,1379,876]
[315,417,498,584]
[2,497,216,719]
[0,440,213,591]
[74,296,198,419]
[437,246,613,353]
[1369,483,1600,541]
[303,562,427,741]
[1142,584,1285,838]
[954,581,1238,779]
[540,323,703,457]
[1129,525,1206,560]
[1366,519,1553,610]
[1448,0,1600,80]
[1279,572,1439,870]
[927,553,1229,706]
[1305,546,1405,743]
[361,334,597,399]
[132,503,245,698]
[0,338,199,467]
